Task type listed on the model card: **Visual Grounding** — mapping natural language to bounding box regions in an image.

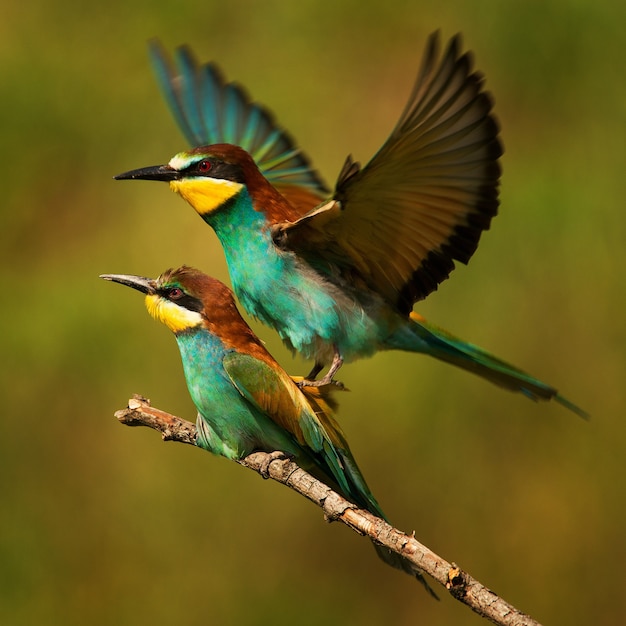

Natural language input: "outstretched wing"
[149,40,328,213]
[274,32,502,314]
[223,352,384,516]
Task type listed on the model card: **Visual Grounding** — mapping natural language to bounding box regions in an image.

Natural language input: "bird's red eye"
[198,160,212,172]
[169,288,183,300]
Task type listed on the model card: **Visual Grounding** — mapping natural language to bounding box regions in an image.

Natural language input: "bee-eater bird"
[101,266,436,596]
[115,32,586,417]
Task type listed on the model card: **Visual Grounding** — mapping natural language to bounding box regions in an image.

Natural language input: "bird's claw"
[300,349,345,389]
[259,450,291,479]
[297,377,345,391]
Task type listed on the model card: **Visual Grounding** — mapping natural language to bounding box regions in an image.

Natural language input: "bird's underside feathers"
[274,32,503,314]
[149,40,329,213]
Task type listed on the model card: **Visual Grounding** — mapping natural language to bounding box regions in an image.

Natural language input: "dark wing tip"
[394,34,503,311]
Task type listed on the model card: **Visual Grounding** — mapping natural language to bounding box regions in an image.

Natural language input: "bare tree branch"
[115,394,542,626]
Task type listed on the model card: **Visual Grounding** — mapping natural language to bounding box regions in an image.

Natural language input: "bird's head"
[100,266,236,334]
[115,144,258,217]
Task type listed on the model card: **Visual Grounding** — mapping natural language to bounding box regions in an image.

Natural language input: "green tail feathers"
[373,544,439,598]
[344,461,438,598]
[327,445,437,596]
[407,313,588,419]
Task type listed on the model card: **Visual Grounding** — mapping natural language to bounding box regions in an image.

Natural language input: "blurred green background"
[1,1,624,624]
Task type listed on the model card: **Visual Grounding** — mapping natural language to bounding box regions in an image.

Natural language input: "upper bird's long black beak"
[100,274,156,295]
[114,164,179,182]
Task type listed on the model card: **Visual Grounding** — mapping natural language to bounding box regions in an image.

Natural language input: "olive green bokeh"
[1,1,624,625]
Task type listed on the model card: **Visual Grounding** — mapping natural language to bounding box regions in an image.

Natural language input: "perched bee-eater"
[101,266,436,595]
[115,32,585,417]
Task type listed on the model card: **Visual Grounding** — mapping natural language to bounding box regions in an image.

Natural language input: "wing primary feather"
[394,30,443,131]
[199,64,226,144]
[149,40,199,146]
[174,46,208,147]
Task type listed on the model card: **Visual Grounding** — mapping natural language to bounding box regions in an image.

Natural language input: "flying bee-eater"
[115,32,586,417]
[101,266,437,596]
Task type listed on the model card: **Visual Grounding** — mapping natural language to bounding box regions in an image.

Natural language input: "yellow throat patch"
[169,178,243,216]
[145,295,203,333]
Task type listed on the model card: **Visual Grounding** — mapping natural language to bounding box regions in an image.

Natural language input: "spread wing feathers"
[222,352,384,516]
[274,32,502,314]
[149,40,329,212]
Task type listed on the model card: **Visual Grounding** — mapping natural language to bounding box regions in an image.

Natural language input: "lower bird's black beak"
[114,164,179,182]
[100,274,156,295]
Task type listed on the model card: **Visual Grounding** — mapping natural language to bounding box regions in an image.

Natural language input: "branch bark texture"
[115,394,542,626]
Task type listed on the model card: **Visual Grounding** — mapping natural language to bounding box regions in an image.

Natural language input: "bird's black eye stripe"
[185,159,245,184]
[189,159,214,175]
[158,287,204,313]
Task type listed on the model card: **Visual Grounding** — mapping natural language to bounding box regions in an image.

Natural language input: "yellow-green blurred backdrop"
[1,1,624,624]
